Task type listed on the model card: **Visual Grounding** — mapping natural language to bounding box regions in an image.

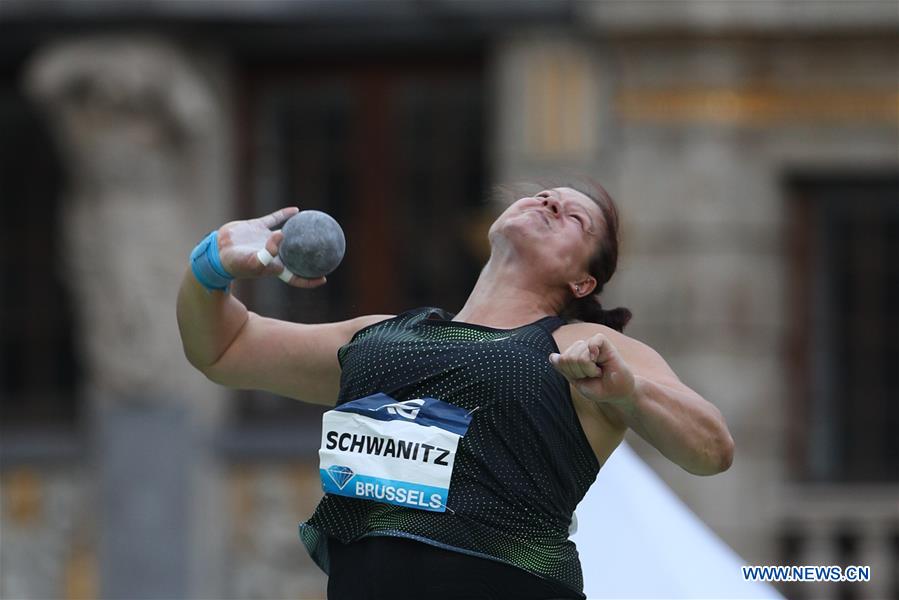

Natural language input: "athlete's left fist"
[549,333,636,407]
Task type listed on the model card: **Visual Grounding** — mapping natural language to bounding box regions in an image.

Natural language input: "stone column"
[25,35,232,600]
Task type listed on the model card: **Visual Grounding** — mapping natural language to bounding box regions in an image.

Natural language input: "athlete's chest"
[339,325,555,392]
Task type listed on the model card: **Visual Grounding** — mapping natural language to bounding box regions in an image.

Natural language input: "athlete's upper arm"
[604,328,690,393]
[203,313,394,406]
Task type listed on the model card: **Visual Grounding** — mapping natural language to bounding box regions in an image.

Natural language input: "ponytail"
[559,294,632,333]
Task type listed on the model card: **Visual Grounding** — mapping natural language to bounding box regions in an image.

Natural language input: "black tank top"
[299,307,600,596]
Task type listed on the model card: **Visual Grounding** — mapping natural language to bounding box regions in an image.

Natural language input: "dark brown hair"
[557,181,633,332]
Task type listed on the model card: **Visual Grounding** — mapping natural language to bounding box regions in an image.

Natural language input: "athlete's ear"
[569,276,597,299]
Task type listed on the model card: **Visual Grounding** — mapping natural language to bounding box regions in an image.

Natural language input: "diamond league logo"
[368,398,426,420]
[326,465,356,490]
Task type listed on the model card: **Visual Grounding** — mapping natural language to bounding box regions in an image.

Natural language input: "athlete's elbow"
[682,431,734,476]
[179,332,227,376]
[200,359,242,389]
[700,432,735,475]
[698,404,735,475]
[716,432,735,473]
[183,351,230,389]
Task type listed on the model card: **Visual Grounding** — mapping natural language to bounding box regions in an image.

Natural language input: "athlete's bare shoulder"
[553,320,632,353]
[553,320,691,395]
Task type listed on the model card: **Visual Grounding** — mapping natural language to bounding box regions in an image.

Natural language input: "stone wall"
[226,463,326,599]
[0,467,96,600]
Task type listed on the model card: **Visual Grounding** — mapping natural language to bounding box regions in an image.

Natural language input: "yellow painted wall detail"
[618,87,899,125]
[2,468,42,525]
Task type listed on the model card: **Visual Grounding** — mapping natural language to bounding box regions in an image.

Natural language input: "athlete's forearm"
[621,376,734,476]
[176,268,250,370]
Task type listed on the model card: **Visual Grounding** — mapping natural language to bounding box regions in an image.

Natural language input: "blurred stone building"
[1,1,896,599]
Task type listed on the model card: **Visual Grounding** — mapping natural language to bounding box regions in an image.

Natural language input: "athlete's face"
[489,186,604,289]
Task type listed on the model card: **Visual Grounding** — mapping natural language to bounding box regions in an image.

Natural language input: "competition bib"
[319,392,473,513]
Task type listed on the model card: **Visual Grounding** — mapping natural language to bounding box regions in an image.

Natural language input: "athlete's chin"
[497,217,546,241]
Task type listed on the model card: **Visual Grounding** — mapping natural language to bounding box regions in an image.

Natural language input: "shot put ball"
[278,210,346,278]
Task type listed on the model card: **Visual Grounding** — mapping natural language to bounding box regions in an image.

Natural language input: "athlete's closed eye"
[569,213,588,231]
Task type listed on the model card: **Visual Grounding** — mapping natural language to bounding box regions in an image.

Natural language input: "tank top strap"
[533,315,568,335]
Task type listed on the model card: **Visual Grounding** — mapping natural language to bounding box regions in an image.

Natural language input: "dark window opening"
[0,74,83,433]
[786,174,899,483]
[227,56,487,441]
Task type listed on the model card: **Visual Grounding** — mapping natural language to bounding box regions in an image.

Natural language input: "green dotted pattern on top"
[299,307,600,596]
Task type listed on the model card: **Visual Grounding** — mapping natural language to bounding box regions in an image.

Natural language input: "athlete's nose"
[542,197,561,216]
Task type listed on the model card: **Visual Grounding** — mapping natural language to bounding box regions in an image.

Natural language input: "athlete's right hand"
[216,206,327,288]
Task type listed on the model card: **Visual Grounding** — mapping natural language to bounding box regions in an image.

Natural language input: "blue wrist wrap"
[190,230,234,292]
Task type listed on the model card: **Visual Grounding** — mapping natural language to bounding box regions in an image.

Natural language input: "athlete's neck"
[451,259,562,329]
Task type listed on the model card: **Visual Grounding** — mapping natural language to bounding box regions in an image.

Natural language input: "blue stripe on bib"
[333,392,472,436]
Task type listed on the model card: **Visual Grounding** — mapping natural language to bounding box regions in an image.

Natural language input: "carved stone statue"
[25,36,229,403]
